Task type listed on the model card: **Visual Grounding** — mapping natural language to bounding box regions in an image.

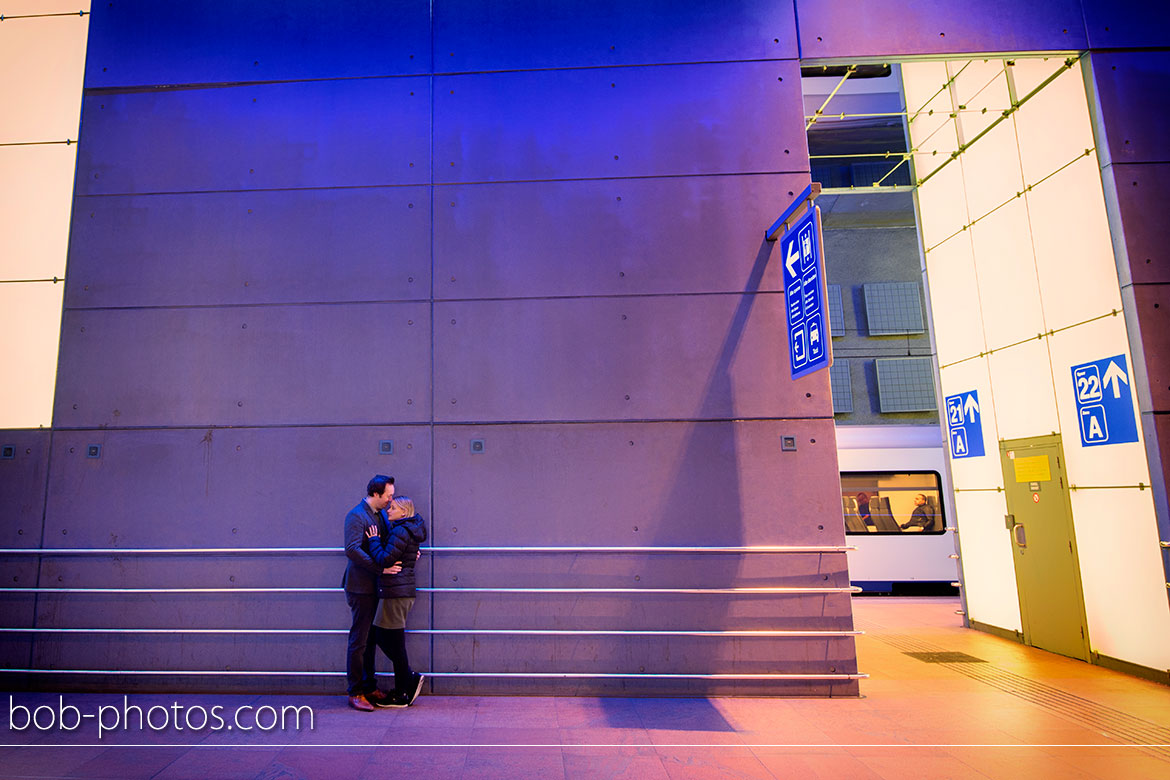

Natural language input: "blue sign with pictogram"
[944,389,985,459]
[1071,354,1139,447]
[780,205,831,380]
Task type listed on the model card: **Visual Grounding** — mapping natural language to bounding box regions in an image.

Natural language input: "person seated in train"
[900,493,936,532]
[855,493,873,527]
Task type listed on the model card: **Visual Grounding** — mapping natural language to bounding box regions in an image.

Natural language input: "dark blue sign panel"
[1071,354,1139,447]
[780,205,830,380]
[945,390,985,459]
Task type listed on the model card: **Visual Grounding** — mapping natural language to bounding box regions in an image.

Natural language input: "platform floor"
[3,598,1169,779]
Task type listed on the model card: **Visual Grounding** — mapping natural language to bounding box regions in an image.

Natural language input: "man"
[901,493,935,531]
[342,474,401,711]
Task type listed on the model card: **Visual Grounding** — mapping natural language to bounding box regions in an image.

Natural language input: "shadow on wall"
[654,238,771,534]
[605,238,772,708]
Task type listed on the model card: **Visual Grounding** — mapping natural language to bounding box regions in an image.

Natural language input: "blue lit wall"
[4,0,1167,693]
[6,0,856,695]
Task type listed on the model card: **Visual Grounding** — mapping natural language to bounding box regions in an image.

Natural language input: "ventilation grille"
[903,651,985,664]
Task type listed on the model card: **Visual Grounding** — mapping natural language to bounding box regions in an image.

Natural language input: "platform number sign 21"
[1071,355,1138,447]
[944,390,984,459]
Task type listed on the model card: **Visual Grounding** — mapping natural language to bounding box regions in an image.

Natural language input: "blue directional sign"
[1071,354,1139,447]
[780,205,831,380]
[944,389,985,459]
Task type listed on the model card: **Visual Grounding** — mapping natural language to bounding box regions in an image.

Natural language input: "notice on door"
[1012,454,1051,483]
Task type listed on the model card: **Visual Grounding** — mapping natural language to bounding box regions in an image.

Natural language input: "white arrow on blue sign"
[1071,354,1138,447]
[779,205,831,380]
[944,389,985,458]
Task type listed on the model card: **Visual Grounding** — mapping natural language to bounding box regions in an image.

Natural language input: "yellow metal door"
[999,435,1090,661]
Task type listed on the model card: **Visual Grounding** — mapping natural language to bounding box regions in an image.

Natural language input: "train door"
[998,435,1090,661]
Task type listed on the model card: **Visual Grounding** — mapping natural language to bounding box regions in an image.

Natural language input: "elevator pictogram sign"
[780,205,831,380]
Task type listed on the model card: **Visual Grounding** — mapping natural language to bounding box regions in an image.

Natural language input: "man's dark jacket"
[342,499,384,594]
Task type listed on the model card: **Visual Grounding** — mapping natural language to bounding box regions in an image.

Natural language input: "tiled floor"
[4,598,1169,779]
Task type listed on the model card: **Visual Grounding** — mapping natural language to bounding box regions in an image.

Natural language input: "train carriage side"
[836,424,961,594]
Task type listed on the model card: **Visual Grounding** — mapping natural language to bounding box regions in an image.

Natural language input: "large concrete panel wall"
[4,0,860,696]
[794,0,1088,58]
[0,432,50,677]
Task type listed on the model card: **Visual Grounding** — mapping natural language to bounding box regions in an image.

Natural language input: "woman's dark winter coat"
[367,513,428,599]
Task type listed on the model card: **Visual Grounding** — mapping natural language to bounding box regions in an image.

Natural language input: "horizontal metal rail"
[0,547,344,555]
[0,627,863,637]
[0,587,338,594]
[0,586,860,595]
[424,587,860,594]
[0,545,854,555]
[428,672,868,680]
[429,546,854,554]
[0,668,866,680]
[819,186,913,195]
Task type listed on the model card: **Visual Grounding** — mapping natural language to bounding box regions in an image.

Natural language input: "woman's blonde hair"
[388,496,415,520]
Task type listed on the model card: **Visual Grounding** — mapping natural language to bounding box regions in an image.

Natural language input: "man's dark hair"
[367,474,395,497]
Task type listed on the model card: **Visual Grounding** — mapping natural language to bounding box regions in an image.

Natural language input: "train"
[834,424,961,594]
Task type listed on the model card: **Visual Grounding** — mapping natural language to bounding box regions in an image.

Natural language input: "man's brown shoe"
[365,688,391,707]
[347,694,375,712]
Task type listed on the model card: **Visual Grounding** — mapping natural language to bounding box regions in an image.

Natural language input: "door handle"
[1013,523,1027,548]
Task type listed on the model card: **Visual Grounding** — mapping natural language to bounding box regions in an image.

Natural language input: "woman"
[365,496,428,707]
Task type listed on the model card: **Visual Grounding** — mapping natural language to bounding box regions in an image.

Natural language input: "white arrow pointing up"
[1103,360,1129,399]
[963,393,979,423]
[786,241,799,278]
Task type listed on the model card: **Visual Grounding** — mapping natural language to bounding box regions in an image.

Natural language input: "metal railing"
[1,668,867,680]
[1,542,862,683]
[0,544,854,555]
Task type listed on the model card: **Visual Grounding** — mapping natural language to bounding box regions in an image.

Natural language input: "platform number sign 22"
[1071,355,1138,447]
[944,390,984,459]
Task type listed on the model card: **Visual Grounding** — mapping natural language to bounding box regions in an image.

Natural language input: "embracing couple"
[342,475,428,711]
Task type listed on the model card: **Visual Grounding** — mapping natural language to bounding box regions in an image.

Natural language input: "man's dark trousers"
[343,497,385,697]
[346,591,379,696]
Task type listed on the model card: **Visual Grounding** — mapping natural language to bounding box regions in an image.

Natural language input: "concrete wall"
[2,0,856,696]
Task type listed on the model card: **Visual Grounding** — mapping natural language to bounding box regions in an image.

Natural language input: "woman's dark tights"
[373,626,412,693]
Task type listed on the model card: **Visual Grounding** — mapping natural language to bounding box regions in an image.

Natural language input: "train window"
[840,471,945,534]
